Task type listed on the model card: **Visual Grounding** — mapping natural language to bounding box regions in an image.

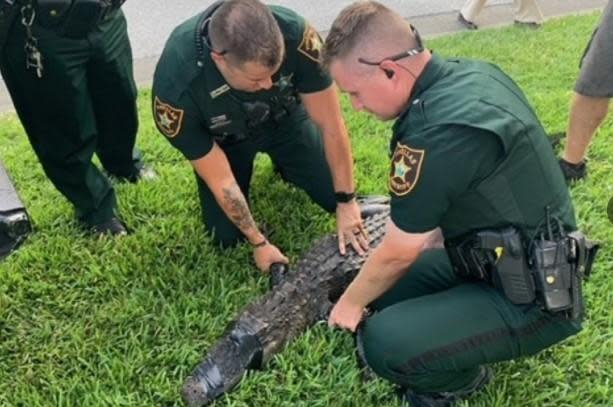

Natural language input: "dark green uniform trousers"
[0,10,141,226]
[360,248,581,393]
[196,108,336,247]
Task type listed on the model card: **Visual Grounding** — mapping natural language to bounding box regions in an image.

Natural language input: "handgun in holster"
[445,227,536,305]
[473,228,536,304]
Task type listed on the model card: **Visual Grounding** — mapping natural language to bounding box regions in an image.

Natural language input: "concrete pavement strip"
[0,0,607,113]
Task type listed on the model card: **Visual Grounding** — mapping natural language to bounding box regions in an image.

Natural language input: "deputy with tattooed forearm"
[152,0,365,271]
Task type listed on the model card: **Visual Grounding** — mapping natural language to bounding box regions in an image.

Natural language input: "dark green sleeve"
[390,125,503,233]
[151,91,214,161]
[293,20,333,93]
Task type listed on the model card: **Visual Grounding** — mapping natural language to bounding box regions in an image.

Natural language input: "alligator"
[182,206,390,406]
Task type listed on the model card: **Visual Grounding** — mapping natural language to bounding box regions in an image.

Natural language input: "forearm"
[341,246,416,307]
[213,180,265,245]
[342,228,439,305]
[301,86,355,193]
[329,224,432,330]
[191,147,266,245]
[322,123,355,192]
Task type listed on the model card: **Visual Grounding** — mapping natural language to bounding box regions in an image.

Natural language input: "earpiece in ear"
[383,68,394,79]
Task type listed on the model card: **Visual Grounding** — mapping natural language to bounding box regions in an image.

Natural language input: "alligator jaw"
[181,322,264,406]
[182,359,224,407]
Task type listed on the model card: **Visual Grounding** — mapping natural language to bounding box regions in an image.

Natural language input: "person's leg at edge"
[90,10,145,181]
[0,18,117,229]
[514,0,544,25]
[563,93,609,165]
[459,0,487,29]
[560,0,613,179]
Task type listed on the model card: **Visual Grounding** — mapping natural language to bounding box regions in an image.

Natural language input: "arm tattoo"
[222,182,257,232]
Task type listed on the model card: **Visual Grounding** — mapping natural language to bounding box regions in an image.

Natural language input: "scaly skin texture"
[182,208,390,406]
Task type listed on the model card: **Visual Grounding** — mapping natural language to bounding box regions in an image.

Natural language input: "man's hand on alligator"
[336,200,369,256]
[253,241,288,272]
[181,207,389,407]
[328,294,366,332]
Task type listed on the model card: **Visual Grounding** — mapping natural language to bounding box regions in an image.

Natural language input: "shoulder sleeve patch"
[297,24,323,63]
[389,143,426,196]
[153,96,185,138]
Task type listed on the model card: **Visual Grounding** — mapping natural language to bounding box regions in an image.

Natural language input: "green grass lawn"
[1,12,612,407]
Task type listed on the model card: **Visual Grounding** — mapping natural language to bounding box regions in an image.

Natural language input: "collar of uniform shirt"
[395,53,448,125]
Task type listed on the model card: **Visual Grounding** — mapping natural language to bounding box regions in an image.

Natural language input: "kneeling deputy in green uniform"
[152,0,367,271]
[324,2,597,406]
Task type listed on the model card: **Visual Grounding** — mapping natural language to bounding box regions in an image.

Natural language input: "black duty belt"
[445,222,599,320]
[34,0,124,38]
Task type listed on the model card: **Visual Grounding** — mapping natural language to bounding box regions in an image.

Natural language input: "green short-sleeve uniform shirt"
[389,54,575,239]
[151,4,332,161]
[389,124,503,233]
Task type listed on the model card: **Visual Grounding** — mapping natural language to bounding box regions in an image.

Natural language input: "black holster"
[446,227,536,305]
[446,227,599,319]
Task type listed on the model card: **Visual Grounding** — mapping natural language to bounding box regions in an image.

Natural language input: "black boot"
[90,216,128,237]
[457,13,478,30]
[400,366,493,407]
[109,165,157,184]
[558,158,587,182]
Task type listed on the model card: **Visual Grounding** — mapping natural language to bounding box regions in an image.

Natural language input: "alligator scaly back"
[182,208,390,406]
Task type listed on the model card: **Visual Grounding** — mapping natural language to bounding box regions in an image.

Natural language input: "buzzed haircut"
[322,1,417,70]
[209,0,285,68]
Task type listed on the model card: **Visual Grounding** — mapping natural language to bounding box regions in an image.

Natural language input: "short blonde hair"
[322,1,416,70]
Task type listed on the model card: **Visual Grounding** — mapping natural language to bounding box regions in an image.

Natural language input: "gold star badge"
[389,143,425,196]
[153,96,184,138]
[298,24,324,63]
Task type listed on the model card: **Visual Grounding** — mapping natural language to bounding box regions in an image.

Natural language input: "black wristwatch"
[334,191,355,203]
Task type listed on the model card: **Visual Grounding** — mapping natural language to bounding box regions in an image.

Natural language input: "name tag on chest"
[209,114,232,131]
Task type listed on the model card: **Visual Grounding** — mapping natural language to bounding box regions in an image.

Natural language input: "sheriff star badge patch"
[389,143,425,196]
[154,96,184,138]
[298,24,323,63]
